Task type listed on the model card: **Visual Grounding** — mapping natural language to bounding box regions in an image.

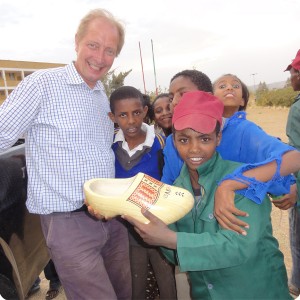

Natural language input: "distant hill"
[266,81,286,90]
[249,80,286,92]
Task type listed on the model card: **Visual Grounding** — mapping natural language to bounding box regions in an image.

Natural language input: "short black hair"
[142,93,153,124]
[152,93,170,105]
[109,86,145,113]
[170,70,213,93]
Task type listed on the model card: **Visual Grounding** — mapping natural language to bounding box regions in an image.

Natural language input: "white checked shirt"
[0,63,115,214]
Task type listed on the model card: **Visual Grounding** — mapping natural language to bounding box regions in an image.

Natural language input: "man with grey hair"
[0,9,131,299]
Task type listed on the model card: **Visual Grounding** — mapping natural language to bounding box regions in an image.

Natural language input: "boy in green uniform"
[124,90,291,299]
[284,49,300,297]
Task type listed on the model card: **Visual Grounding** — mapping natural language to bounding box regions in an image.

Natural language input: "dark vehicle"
[0,141,49,300]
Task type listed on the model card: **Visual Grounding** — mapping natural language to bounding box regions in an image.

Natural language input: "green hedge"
[255,87,298,107]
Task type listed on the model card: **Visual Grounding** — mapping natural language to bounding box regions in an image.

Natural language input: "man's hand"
[84,200,111,221]
[214,181,249,235]
[271,183,297,210]
[123,209,177,249]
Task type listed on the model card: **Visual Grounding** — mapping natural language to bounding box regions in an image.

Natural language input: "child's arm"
[124,197,273,272]
[270,183,297,210]
[214,150,300,234]
[123,208,177,249]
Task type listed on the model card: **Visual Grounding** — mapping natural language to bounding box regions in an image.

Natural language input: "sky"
[0,0,299,93]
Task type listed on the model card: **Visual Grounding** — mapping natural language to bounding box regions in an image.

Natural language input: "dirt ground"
[29,105,293,300]
[246,105,292,277]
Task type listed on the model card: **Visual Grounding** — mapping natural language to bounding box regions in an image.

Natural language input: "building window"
[8,73,15,80]
[24,71,34,77]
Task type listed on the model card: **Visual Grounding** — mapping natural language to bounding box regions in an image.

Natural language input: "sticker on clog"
[127,174,162,209]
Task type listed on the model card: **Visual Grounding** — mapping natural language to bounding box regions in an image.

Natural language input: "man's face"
[290,68,300,92]
[74,18,119,89]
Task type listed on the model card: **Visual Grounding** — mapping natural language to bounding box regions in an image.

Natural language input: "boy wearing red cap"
[285,49,300,297]
[125,90,291,299]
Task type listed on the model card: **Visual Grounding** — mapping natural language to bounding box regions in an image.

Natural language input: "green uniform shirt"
[161,152,291,300]
[286,93,300,209]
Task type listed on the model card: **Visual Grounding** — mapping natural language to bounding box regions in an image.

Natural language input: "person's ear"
[108,112,116,123]
[216,131,222,146]
[75,34,79,52]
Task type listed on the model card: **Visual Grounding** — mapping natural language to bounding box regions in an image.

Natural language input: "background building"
[0,60,65,105]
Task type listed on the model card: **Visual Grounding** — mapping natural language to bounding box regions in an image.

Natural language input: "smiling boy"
[125,90,292,299]
[108,86,177,300]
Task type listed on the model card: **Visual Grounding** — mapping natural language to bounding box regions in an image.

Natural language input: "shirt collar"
[114,123,155,156]
[223,111,247,129]
[65,62,105,91]
[178,152,220,189]
[114,123,155,145]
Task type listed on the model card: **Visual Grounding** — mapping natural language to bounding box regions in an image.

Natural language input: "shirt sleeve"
[287,101,300,209]
[287,102,300,150]
[238,120,295,163]
[160,222,179,265]
[219,152,295,204]
[0,76,41,150]
[161,135,183,184]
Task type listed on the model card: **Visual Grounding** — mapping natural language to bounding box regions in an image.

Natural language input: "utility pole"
[151,39,158,96]
[139,41,147,94]
[250,73,258,101]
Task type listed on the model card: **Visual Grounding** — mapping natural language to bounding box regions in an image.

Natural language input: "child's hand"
[214,182,249,236]
[271,183,297,210]
[123,209,177,249]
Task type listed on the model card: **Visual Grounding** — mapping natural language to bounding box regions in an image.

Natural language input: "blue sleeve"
[238,121,296,163]
[161,134,183,184]
[218,116,296,164]
[219,153,295,204]
[296,173,300,211]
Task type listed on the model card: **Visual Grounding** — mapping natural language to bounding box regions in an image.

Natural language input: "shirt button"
[208,213,214,220]
[208,283,213,289]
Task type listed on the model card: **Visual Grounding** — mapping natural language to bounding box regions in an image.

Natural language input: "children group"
[0,7,300,300]
[106,69,299,300]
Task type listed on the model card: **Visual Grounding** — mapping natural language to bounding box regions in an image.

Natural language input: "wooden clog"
[84,172,194,224]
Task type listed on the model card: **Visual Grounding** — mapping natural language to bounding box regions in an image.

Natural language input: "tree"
[256,81,269,94]
[102,69,132,96]
[256,86,298,107]
[284,77,291,88]
[147,86,169,102]
[102,69,168,100]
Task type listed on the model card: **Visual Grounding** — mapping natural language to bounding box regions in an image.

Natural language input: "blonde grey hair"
[76,8,125,56]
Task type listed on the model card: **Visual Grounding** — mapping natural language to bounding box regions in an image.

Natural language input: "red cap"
[285,49,300,71]
[172,91,224,134]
